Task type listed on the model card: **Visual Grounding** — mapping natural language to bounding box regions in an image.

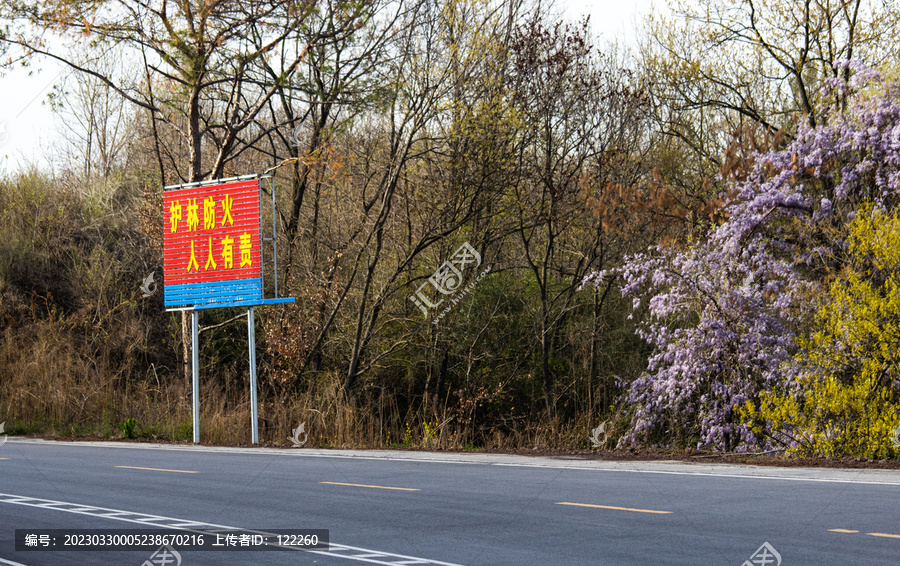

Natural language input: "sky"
[0,0,657,174]
[570,0,656,42]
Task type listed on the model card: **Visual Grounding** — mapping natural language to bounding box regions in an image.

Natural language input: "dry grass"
[0,171,625,452]
[0,277,610,451]
[1,339,600,449]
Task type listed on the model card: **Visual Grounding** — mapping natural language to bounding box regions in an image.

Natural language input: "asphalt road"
[1,439,899,565]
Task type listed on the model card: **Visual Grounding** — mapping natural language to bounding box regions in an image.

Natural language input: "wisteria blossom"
[584,67,900,450]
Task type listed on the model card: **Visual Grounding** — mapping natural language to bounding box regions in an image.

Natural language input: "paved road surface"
[1,439,899,565]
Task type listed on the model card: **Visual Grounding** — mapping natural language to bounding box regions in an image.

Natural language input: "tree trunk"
[182,79,204,387]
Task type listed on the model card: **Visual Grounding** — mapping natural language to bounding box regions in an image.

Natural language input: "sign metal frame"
[162,174,293,444]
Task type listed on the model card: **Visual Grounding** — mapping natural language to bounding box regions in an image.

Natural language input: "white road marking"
[0,558,29,566]
[574,467,900,486]
[0,492,464,566]
[9,438,900,486]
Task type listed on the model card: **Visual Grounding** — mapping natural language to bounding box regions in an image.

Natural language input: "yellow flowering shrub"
[742,205,900,458]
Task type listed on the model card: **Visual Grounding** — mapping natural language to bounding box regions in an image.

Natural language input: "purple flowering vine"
[584,66,900,450]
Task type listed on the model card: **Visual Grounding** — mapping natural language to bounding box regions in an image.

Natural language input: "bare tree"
[642,0,900,154]
[1,0,377,385]
[49,53,133,180]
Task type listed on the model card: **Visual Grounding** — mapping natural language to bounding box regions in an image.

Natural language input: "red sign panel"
[163,179,262,308]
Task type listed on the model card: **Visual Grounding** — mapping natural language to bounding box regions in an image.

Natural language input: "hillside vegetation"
[2,0,900,456]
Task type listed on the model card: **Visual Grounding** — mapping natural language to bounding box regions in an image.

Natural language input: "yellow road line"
[556,502,672,514]
[868,532,900,539]
[115,465,199,474]
[828,529,859,534]
[319,481,419,492]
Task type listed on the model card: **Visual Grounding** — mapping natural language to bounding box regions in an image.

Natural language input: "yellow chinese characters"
[240,233,253,267]
[186,241,200,272]
[168,193,235,233]
[221,236,234,269]
[169,201,182,233]
[186,199,200,231]
[185,234,253,273]
[221,195,234,226]
[204,237,217,270]
[203,197,216,230]
[170,193,253,273]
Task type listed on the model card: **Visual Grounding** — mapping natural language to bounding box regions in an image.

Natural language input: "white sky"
[0,0,657,174]
[0,62,67,173]
[569,0,656,42]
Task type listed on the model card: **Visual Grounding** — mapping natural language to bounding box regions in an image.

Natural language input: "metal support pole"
[271,175,278,298]
[259,184,264,294]
[248,307,259,444]
[191,310,200,444]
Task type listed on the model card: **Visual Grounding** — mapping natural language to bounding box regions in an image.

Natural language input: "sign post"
[192,310,199,443]
[248,307,258,444]
[162,175,293,444]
